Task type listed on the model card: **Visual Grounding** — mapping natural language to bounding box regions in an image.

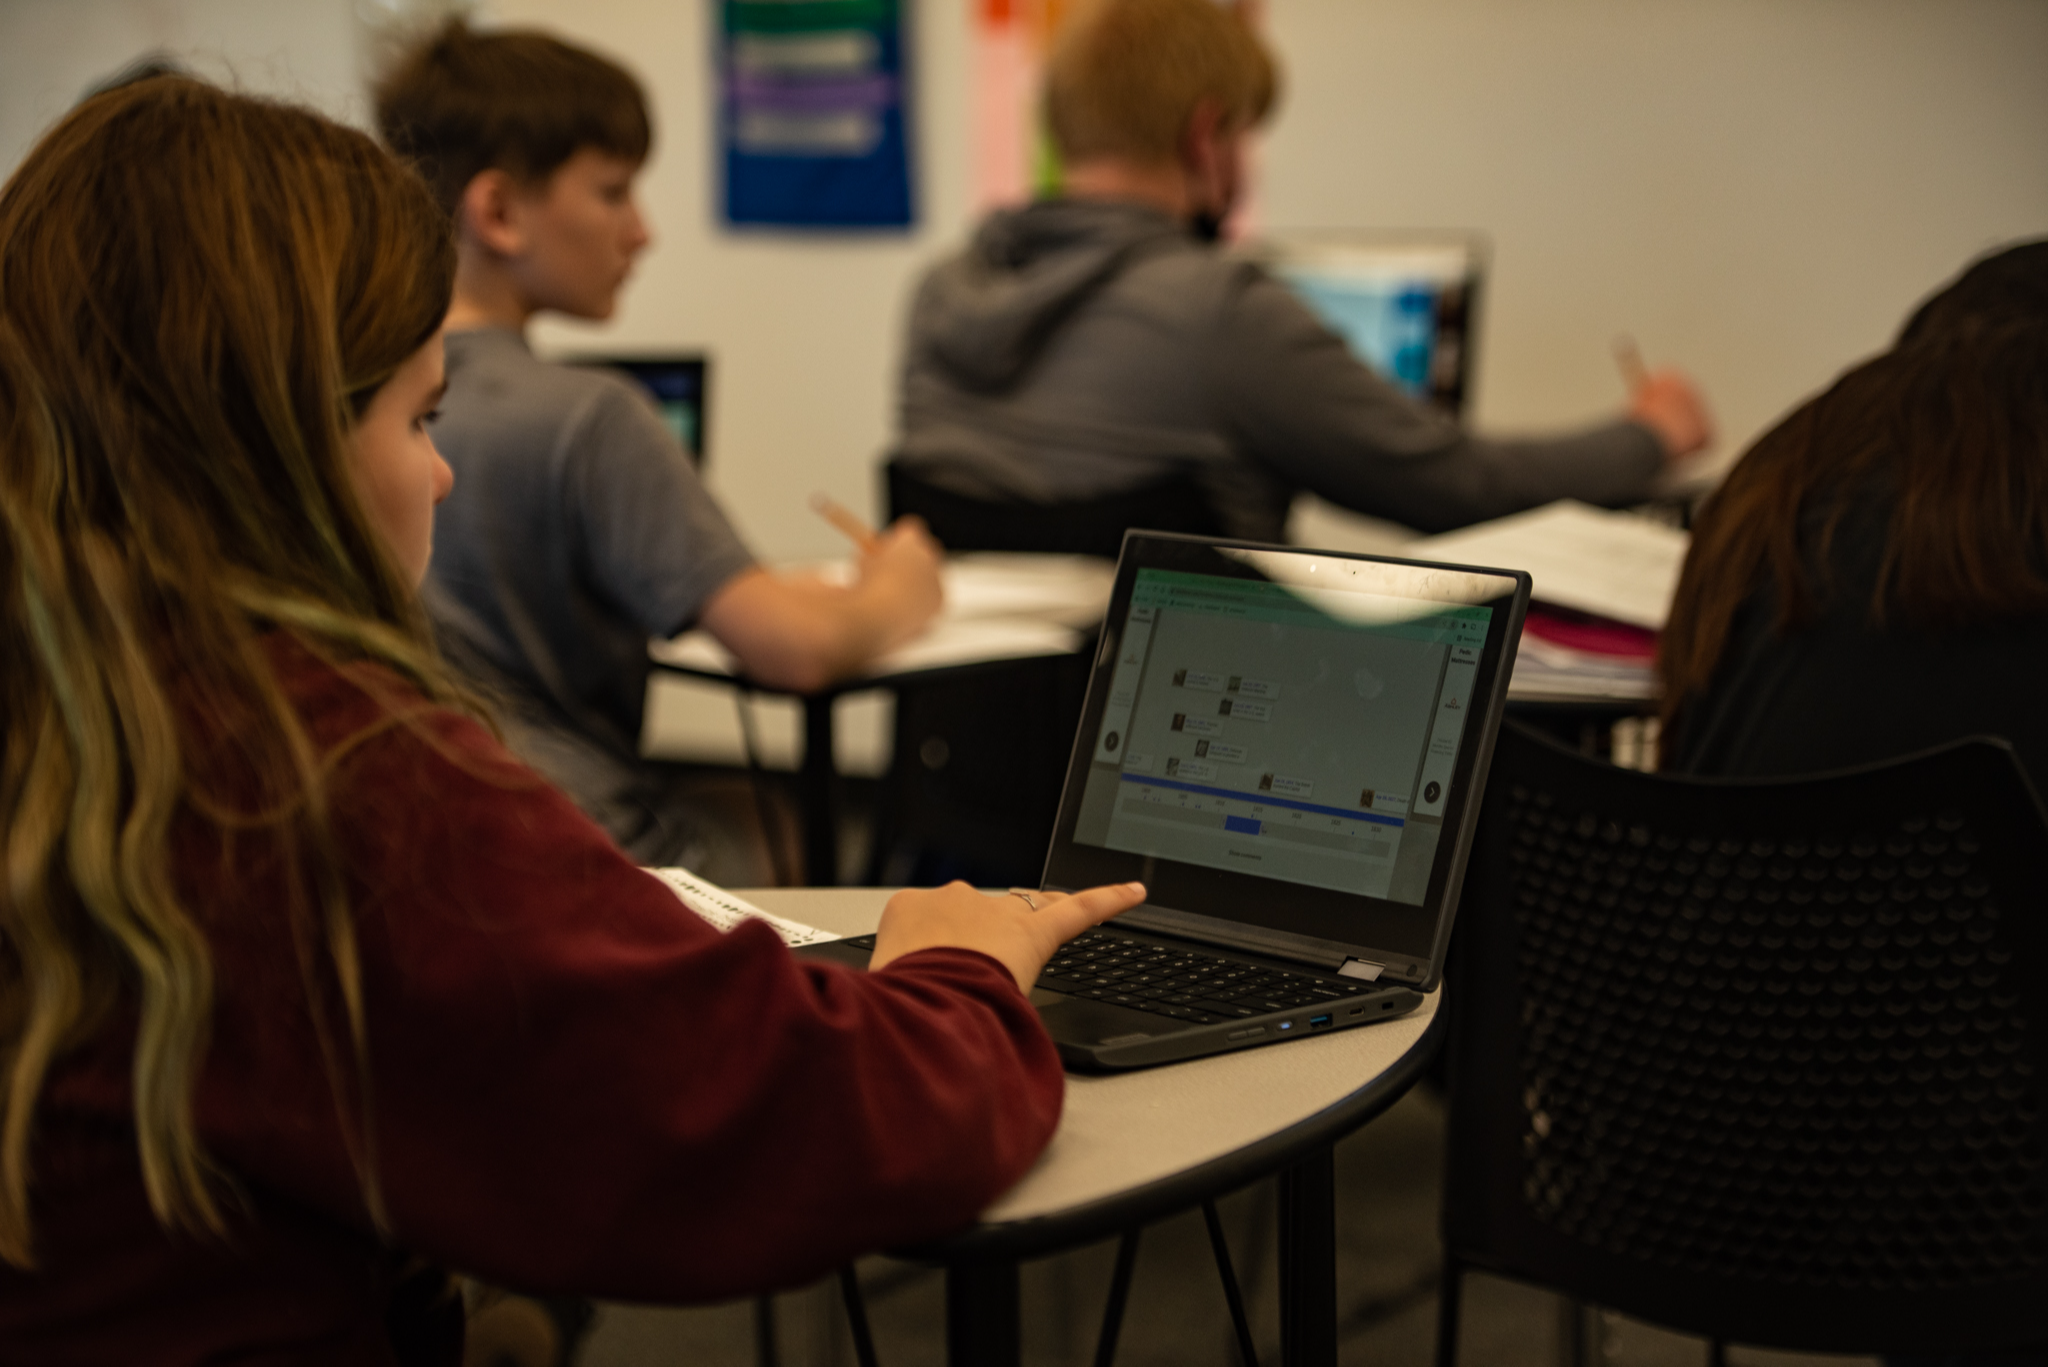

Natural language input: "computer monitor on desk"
[1248,234,1485,417]
[567,354,711,466]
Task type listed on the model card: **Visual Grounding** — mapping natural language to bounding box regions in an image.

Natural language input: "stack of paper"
[1510,625,1658,701]
[1406,501,1690,702]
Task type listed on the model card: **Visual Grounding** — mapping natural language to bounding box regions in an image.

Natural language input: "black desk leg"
[946,1260,1021,1367]
[1279,1146,1338,1366]
[798,695,839,886]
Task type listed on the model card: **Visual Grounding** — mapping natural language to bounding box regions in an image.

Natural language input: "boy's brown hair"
[1044,0,1279,166]
[374,18,652,217]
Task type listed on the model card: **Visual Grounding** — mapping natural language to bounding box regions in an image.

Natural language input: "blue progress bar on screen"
[1119,773,1406,827]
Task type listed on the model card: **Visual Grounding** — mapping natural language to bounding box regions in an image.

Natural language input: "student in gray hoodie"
[896,0,1714,544]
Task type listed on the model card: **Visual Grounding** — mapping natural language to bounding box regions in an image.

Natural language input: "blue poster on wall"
[721,0,914,229]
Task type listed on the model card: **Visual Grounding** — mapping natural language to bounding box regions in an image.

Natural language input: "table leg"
[945,1260,1020,1367]
[1279,1146,1338,1366]
[798,695,838,886]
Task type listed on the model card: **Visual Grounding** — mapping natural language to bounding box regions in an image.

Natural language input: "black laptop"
[805,532,1529,1071]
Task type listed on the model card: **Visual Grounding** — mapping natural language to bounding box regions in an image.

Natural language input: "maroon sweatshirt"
[0,639,1064,1363]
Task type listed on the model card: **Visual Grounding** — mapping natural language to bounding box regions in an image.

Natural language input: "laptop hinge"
[1338,959,1385,982]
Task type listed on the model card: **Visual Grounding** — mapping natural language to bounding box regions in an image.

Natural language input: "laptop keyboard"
[1035,929,1379,1026]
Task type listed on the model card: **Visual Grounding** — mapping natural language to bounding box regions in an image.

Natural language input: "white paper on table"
[1406,500,1689,630]
[940,554,1116,625]
[649,630,738,674]
[650,553,1109,681]
[869,616,1083,674]
[652,616,1085,682]
[714,554,1112,625]
[646,866,840,946]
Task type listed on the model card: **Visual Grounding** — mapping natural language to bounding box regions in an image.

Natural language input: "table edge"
[901,998,1448,1265]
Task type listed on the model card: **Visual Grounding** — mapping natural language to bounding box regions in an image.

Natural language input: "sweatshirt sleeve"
[1203,266,1665,534]
[191,694,1064,1302]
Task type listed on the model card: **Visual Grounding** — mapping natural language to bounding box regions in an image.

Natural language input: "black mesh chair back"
[1440,722,2048,1361]
[883,460,1225,559]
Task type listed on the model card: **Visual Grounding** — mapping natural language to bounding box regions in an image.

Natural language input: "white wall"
[0,0,365,150]
[4,0,2046,561]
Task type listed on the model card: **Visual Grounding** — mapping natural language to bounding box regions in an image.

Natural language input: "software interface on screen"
[1265,244,1475,411]
[1069,569,1492,905]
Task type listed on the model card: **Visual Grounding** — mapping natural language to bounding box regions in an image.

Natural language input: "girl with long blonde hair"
[0,78,1137,1360]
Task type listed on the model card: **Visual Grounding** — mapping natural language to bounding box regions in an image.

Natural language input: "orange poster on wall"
[969,0,1263,228]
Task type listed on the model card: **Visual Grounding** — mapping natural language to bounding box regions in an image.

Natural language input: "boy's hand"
[855,515,944,648]
[1628,368,1715,461]
[870,881,1148,993]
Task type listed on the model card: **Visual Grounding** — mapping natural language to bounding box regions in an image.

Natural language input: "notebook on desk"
[804,532,1530,1071]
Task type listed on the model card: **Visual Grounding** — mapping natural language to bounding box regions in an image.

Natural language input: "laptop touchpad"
[1036,996,1168,1042]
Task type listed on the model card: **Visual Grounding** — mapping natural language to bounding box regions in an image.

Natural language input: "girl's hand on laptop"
[871,880,1147,994]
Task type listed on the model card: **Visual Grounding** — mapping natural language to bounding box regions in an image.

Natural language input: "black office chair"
[865,460,1226,885]
[882,459,1225,558]
[861,649,1092,887]
[1439,722,2048,1364]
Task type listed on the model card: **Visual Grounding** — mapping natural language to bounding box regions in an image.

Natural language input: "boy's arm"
[697,516,944,693]
[564,380,939,687]
[1204,265,1709,533]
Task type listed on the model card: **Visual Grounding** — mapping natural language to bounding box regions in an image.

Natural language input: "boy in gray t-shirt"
[377,21,941,866]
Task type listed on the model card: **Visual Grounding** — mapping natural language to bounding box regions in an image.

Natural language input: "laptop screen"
[1247,235,1484,417]
[1045,535,1528,986]
[568,355,711,466]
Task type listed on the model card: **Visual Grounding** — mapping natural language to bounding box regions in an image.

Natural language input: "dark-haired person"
[1895,238,2048,347]
[375,21,943,869]
[0,76,1144,1360]
[894,0,1716,545]
[1659,240,2048,783]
